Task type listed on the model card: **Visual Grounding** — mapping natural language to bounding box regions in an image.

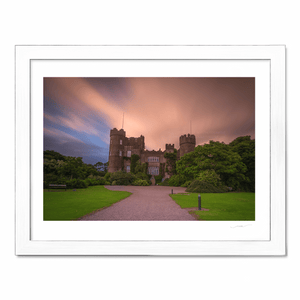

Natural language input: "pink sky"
[44,77,255,163]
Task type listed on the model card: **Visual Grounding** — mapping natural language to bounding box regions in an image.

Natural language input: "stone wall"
[108,128,196,176]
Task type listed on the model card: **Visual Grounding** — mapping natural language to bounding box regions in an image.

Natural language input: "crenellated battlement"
[110,128,126,136]
[179,134,196,145]
[108,128,196,173]
[127,136,145,147]
[165,144,175,150]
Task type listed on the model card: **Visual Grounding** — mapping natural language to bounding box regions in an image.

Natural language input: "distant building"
[108,128,196,178]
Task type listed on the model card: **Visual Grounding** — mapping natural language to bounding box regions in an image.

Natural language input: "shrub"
[158,178,170,186]
[186,180,228,193]
[78,179,88,189]
[130,154,140,174]
[181,180,192,187]
[88,175,105,183]
[44,173,59,184]
[84,178,105,186]
[197,169,222,187]
[84,178,91,186]
[104,172,112,182]
[168,174,185,187]
[135,172,151,185]
[135,172,149,181]
[134,161,148,174]
[110,171,136,185]
[132,179,150,186]
[66,178,88,189]
[154,174,163,184]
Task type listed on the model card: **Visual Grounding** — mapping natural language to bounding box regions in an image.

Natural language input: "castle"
[108,128,196,178]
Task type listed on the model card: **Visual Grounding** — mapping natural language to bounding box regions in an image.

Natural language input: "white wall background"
[1,1,298,299]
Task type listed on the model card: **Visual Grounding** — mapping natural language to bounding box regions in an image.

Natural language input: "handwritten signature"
[230,224,252,229]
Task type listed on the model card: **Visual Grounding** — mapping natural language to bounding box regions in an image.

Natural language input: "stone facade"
[108,128,196,177]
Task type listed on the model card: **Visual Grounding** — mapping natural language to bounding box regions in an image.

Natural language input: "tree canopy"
[43,150,109,187]
[229,136,255,191]
[175,138,254,191]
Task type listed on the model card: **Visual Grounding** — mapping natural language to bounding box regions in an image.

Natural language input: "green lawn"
[170,192,255,221]
[44,185,132,220]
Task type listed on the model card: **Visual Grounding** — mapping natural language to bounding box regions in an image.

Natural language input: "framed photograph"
[15,45,286,255]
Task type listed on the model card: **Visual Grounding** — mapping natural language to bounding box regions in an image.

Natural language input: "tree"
[130,154,140,174]
[44,150,66,161]
[94,161,108,175]
[229,136,255,192]
[164,149,177,176]
[176,141,247,190]
[103,162,109,173]
[58,156,86,179]
[134,161,148,174]
[197,169,222,187]
[94,161,103,171]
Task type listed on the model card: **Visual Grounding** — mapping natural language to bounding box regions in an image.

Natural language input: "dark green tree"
[130,154,140,174]
[94,161,103,171]
[176,141,247,190]
[229,136,255,192]
[103,162,109,173]
[44,150,66,161]
[164,149,177,176]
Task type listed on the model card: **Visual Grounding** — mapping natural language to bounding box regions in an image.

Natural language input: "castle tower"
[108,128,126,173]
[179,134,196,157]
[165,143,175,153]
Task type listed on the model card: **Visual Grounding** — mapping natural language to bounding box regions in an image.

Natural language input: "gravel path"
[79,185,196,221]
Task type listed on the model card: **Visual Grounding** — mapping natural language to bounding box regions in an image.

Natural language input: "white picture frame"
[15,45,286,255]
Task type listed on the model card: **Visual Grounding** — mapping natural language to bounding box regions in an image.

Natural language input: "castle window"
[148,157,159,162]
[119,151,122,156]
[126,165,130,173]
[148,166,159,175]
[127,151,131,157]
[120,139,122,145]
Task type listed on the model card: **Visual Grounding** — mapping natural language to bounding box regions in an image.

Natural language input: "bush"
[104,172,112,182]
[84,177,106,186]
[44,176,67,189]
[168,174,185,187]
[110,171,136,185]
[88,175,106,183]
[135,172,149,181]
[130,154,140,174]
[197,170,222,187]
[158,178,170,186]
[181,180,192,188]
[84,178,91,186]
[154,174,163,184]
[186,180,229,193]
[132,179,150,186]
[134,161,148,174]
[66,178,88,189]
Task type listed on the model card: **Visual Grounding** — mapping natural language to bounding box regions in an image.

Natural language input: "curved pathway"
[79,185,195,221]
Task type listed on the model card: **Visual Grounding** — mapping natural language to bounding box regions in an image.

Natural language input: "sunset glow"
[44,77,255,164]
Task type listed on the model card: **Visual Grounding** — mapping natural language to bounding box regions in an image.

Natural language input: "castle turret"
[108,128,126,173]
[165,143,175,153]
[179,134,196,157]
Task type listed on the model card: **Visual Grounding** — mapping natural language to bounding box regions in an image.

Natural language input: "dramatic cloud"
[44,128,108,164]
[44,77,255,163]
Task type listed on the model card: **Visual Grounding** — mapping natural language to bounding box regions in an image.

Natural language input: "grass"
[44,185,132,220]
[170,192,255,221]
